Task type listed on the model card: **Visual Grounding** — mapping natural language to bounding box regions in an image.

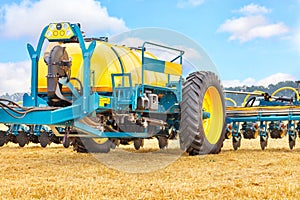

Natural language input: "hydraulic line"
[271,87,300,101]
[0,99,58,119]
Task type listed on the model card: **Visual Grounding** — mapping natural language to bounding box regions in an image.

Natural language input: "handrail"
[142,41,184,64]
[141,41,184,95]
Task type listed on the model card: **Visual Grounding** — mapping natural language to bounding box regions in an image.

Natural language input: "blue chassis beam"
[0,105,78,125]
[227,115,300,124]
[0,92,99,125]
[74,121,151,138]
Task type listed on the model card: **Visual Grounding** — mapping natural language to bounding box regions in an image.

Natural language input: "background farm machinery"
[225,86,300,150]
[0,22,226,155]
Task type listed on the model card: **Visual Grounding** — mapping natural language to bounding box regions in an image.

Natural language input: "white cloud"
[0,0,128,39]
[223,73,296,88]
[236,3,271,15]
[247,22,289,39]
[177,0,204,8]
[0,61,31,95]
[112,37,146,48]
[218,4,289,42]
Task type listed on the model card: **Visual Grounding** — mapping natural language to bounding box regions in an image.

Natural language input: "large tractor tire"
[72,117,112,153]
[73,137,111,153]
[180,71,226,155]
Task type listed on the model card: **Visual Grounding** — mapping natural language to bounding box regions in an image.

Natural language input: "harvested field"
[0,138,300,199]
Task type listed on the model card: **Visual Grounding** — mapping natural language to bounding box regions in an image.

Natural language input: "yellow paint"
[225,98,237,106]
[44,23,74,40]
[93,138,108,144]
[280,130,287,138]
[164,61,182,76]
[227,105,300,111]
[38,41,174,92]
[272,87,300,101]
[253,130,259,139]
[202,86,224,144]
[99,96,110,107]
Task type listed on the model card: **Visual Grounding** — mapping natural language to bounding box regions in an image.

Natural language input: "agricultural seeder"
[0,22,226,155]
[225,86,300,150]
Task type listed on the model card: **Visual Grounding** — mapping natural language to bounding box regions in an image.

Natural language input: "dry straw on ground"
[0,137,300,199]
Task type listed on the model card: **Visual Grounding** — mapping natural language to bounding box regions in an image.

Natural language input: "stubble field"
[0,137,300,199]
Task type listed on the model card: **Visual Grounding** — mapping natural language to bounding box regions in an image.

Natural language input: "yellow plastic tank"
[38,41,176,93]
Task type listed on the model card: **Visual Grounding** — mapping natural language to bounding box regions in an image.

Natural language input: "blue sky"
[0,0,299,94]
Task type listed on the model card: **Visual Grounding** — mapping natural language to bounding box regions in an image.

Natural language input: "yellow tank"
[38,41,178,93]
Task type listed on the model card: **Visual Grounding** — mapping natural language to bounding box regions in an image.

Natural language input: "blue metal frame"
[226,109,300,139]
[74,121,151,138]
[111,73,133,111]
[26,23,96,110]
[0,22,187,139]
[141,41,184,99]
[107,41,184,115]
[0,23,98,127]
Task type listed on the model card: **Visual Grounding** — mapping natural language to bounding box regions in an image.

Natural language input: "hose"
[69,77,83,96]
[0,99,58,119]
[271,87,300,101]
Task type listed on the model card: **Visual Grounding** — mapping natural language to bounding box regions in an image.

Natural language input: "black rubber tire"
[179,71,226,155]
[39,132,50,148]
[134,138,144,150]
[73,138,111,153]
[0,131,8,147]
[9,135,18,144]
[270,129,282,139]
[17,131,29,147]
[30,135,39,144]
[50,134,61,144]
[157,136,168,149]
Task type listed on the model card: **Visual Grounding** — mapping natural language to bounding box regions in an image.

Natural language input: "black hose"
[0,101,58,119]
[245,96,256,107]
[0,98,25,109]
[69,77,83,96]
[0,104,27,119]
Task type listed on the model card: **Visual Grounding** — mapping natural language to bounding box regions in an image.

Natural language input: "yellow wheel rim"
[93,138,109,144]
[202,86,224,144]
